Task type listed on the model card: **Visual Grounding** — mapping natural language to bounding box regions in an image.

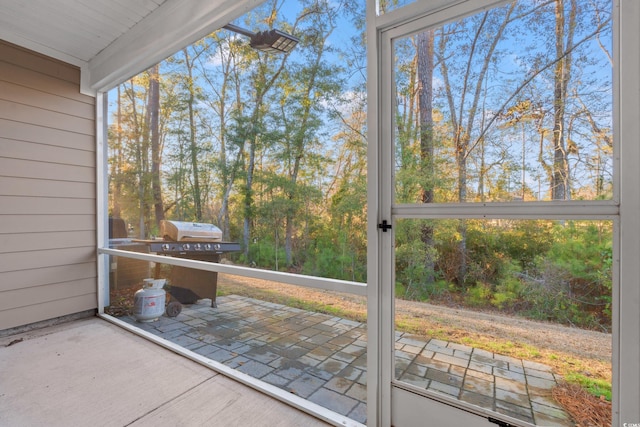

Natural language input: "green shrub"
[535,222,613,330]
[395,238,441,300]
[245,240,287,270]
[491,275,523,309]
[400,279,451,302]
[395,282,407,299]
[465,282,492,307]
[519,268,602,330]
[300,232,367,282]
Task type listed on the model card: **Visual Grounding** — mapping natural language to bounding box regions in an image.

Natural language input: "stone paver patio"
[122,295,573,426]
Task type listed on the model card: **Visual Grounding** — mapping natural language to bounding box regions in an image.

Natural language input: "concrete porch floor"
[122,295,573,426]
[0,317,331,427]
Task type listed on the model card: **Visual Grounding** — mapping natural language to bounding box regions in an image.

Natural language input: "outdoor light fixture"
[223,23,299,54]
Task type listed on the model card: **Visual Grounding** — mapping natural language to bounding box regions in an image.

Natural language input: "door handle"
[378,220,392,232]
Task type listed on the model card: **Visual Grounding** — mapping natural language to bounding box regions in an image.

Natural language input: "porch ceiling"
[0,0,168,67]
[0,0,262,94]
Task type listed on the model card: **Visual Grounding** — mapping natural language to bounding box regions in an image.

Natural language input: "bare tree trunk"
[243,134,256,259]
[199,39,237,239]
[183,48,202,220]
[149,64,165,229]
[218,59,229,239]
[551,0,576,200]
[124,81,148,238]
[111,85,123,219]
[417,29,436,285]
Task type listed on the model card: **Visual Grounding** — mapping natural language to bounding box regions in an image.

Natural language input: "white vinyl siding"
[0,40,96,331]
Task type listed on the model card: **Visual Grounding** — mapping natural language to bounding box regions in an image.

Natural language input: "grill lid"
[160,220,223,242]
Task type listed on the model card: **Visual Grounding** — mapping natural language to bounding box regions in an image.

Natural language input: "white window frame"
[366,0,640,426]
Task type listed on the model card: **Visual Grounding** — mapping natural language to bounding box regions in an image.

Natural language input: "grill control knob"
[204,244,212,251]
[194,243,202,250]
[162,243,170,251]
[182,243,190,250]
[214,244,221,250]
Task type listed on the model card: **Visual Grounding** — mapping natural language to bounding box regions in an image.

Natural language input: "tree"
[277,0,344,267]
[149,64,165,229]
[436,4,515,284]
[551,0,576,200]
[419,0,611,282]
[234,0,309,260]
[121,77,151,238]
[109,85,124,219]
[417,29,436,284]
[197,35,246,240]
[182,47,204,221]
[326,106,368,281]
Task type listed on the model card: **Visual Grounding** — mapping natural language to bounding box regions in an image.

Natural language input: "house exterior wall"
[0,40,97,331]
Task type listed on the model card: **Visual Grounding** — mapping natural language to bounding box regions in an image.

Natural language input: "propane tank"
[133,278,166,322]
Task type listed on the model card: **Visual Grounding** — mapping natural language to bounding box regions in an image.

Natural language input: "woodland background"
[108,0,613,331]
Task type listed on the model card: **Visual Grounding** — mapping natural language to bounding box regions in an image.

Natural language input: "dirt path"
[394,298,611,361]
[218,273,612,379]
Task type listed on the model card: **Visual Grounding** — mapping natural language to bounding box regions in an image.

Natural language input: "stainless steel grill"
[110,219,241,307]
[151,221,241,307]
[160,220,222,241]
[150,220,241,256]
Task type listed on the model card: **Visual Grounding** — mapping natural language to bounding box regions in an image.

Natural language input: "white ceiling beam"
[87,0,263,93]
